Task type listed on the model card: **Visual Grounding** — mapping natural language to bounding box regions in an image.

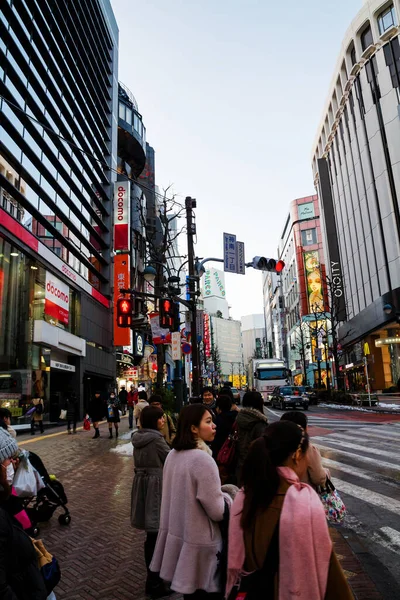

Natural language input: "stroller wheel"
[58,513,71,526]
[28,525,40,537]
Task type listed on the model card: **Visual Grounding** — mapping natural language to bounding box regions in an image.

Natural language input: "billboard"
[113,253,131,347]
[114,181,130,252]
[203,268,226,299]
[304,251,324,312]
[45,271,69,326]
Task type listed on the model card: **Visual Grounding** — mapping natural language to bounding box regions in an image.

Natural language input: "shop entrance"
[49,369,76,422]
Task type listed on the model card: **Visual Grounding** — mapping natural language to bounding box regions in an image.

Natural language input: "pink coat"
[150,448,232,594]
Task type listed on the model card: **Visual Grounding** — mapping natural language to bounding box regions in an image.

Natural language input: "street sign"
[236,241,245,275]
[223,232,237,273]
[171,332,181,361]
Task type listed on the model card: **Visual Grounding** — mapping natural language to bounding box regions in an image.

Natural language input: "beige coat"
[160,414,176,446]
[134,400,149,427]
[302,443,329,488]
[32,399,44,422]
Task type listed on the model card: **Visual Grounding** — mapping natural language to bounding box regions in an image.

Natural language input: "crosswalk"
[312,422,400,580]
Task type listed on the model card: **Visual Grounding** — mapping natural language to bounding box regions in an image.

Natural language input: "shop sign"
[113,254,131,347]
[50,360,75,372]
[298,202,315,220]
[116,352,133,366]
[114,181,131,252]
[171,332,181,361]
[203,313,211,358]
[375,338,400,346]
[45,271,69,326]
[134,332,145,357]
[149,312,171,345]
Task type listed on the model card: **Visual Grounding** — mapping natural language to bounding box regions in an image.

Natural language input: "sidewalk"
[17,420,388,600]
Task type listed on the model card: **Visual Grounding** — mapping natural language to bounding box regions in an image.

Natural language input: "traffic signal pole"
[186,197,200,397]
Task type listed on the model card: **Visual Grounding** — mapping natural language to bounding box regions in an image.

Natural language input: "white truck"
[248,358,291,404]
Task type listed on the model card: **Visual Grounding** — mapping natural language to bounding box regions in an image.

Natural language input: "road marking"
[18,419,109,446]
[315,445,400,472]
[380,527,400,547]
[313,438,400,460]
[331,477,400,514]
[358,426,400,439]
[322,432,400,448]
[322,458,373,481]
[265,407,281,418]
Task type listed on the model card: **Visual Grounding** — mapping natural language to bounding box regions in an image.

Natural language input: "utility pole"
[186,196,200,397]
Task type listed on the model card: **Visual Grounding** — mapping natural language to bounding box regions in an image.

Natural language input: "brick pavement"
[17,419,385,600]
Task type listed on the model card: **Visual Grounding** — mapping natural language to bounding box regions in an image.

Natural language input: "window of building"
[301,228,317,246]
[350,44,357,66]
[378,5,397,34]
[118,102,125,120]
[361,25,374,51]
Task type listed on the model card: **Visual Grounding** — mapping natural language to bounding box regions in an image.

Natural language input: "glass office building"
[0,0,118,424]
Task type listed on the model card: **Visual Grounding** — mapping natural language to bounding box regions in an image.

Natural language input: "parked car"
[271,386,309,411]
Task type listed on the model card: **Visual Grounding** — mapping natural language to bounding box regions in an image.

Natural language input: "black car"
[301,386,319,405]
[271,386,309,411]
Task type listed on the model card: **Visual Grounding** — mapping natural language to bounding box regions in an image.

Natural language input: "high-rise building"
[0,0,118,422]
[241,314,266,370]
[312,0,400,391]
[210,316,243,382]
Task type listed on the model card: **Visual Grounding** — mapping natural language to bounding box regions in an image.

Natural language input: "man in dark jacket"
[88,391,105,439]
[235,391,268,485]
[119,386,128,415]
[211,395,238,459]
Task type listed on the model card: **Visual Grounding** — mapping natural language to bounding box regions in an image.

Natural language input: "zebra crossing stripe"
[331,478,400,514]
[358,426,400,439]
[315,445,400,472]
[321,433,400,448]
[313,438,399,460]
[321,457,400,488]
[380,527,400,547]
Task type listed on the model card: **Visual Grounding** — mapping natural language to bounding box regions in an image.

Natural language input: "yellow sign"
[364,342,370,355]
[304,251,324,312]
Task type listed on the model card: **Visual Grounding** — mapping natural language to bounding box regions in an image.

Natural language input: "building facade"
[278,196,330,386]
[263,271,286,361]
[312,0,400,391]
[210,316,243,382]
[0,0,118,422]
[241,314,266,370]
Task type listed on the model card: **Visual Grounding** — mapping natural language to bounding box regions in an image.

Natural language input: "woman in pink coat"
[150,404,234,599]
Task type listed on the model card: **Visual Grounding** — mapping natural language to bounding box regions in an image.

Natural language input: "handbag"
[59,409,67,420]
[217,422,239,467]
[83,415,91,431]
[31,537,61,593]
[317,477,347,523]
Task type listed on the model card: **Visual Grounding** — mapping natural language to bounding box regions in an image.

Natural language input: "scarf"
[226,469,332,600]
[196,438,213,456]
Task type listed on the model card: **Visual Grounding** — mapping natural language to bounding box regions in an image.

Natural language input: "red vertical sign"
[114,254,131,346]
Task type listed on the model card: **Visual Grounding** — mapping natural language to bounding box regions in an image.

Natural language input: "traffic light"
[116,297,133,327]
[252,256,285,273]
[160,297,175,329]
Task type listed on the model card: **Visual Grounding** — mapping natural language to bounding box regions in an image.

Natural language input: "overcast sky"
[111,0,362,321]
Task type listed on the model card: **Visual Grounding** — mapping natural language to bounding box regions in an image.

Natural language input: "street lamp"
[143,265,157,283]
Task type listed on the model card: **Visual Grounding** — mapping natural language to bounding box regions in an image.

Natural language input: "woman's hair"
[140,406,164,430]
[202,387,214,397]
[149,394,163,405]
[138,391,148,401]
[281,410,308,429]
[218,386,233,401]
[216,395,233,412]
[242,391,264,412]
[241,421,309,530]
[0,408,12,422]
[172,404,211,451]
[0,463,11,504]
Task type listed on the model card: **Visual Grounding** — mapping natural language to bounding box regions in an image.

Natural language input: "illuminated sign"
[375,338,400,346]
[304,251,324,313]
[113,254,131,347]
[114,181,131,252]
[45,271,69,326]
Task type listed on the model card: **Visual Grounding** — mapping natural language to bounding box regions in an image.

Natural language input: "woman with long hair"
[150,404,236,599]
[235,391,268,485]
[227,421,352,599]
[131,406,171,598]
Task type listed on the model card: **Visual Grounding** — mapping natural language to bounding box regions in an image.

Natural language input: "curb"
[319,403,400,415]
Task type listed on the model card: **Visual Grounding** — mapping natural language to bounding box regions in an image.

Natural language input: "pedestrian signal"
[117,297,133,328]
[252,257,285,273]
[160,297,175,330]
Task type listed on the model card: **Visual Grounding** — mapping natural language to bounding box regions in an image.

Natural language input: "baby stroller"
[24,451,71,530]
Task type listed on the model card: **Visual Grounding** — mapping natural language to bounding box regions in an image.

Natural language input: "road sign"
[236,241,245,275]
[223,232,237,273]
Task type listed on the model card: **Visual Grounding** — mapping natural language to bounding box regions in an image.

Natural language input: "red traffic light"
[276,260,285,273]
[160,297,175,330]
[117,297,133,328]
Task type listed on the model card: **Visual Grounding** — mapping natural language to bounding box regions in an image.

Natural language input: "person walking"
[66,390,79,435]
[149,395,176,446]
[226,421,353,599]
[150,404,236,599]
[235,391,268,485]
[134,391,149,428]
[119,385,128,416]
[127,385,139,429]
[211,395,238,460]
[0,428,48,599]
[30,397,44,435]
[88,391,105,439]
[131,406,171,598]
[281,411,329,488]
[106,391,121,439]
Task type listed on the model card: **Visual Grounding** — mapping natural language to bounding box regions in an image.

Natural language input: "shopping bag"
[217,423,239,467]
[107,405,114,419]
[83,415,91,431]
[13,455,38,497]
[59,409,67,420]
[318,477,347,524]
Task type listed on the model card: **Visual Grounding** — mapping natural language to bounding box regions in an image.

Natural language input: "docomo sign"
[114,181,131,252]
[45,271,69,325]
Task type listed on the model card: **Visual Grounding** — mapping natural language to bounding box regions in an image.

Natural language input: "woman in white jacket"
[150,404,235,599]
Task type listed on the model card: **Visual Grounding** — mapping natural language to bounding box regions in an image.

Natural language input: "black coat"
[88,396,105,422]
[0,507,47,599]
[66,396,78,421]
[212,410,238,459]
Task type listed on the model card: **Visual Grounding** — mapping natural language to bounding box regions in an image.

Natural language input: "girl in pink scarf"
[226,421,352,600]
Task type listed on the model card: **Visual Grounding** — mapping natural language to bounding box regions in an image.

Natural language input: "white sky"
[111,0,362,320]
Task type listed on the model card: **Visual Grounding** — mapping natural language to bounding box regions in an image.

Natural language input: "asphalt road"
[265,404,400,597]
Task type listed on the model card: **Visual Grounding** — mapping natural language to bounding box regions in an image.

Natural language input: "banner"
[149,312,171,345]
[203,313,211,358]
[171,331,181,360]
[45,271,69,325]
[114,181,130,252]
[304,250,324,312]
[114,254,131,347]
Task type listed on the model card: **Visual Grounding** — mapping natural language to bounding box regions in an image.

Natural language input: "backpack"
[217,422,239,467]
